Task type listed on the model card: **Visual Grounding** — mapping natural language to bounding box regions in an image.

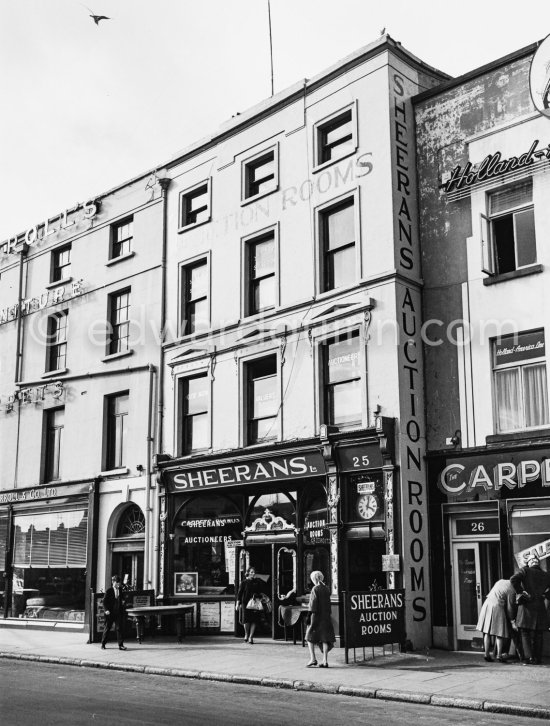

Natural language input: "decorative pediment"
[244,508,296,534]
[311,303,354,319]
[237,327,273,341]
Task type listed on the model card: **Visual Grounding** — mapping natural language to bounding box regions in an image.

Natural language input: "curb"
[1,651,549,721]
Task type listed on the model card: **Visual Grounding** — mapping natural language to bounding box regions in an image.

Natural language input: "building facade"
[155,36,447,647]
[415,39,550,651]
[0,170,168,628]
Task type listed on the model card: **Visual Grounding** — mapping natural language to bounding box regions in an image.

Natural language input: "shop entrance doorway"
[238,541,297,639]
[449,510,501,651]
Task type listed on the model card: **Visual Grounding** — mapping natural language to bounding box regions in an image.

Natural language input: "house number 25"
[352,455,370,468]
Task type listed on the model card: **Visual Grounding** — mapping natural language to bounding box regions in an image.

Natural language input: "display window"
[11,509,88,621]
[173,495,243,595]
[508,500,550,571]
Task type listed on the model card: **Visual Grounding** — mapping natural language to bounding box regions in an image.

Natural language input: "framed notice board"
[89,589,155,643]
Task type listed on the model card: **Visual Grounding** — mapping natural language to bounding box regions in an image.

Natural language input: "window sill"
[41,368,68,378]
[177,218,211,235]
[99,467,129,478]
[102,349,134,363]
[483,263,543,286]
[46,277,73,290]
[312,147,357,175]
[106,251,135,266]
[487,428,550,445]
[240,186,278,207]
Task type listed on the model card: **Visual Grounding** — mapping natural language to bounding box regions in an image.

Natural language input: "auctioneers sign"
[344,589,405,649]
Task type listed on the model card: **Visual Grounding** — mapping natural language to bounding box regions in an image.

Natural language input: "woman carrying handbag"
[236,567,265,644]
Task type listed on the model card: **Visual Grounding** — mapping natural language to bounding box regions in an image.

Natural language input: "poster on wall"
[220,601,235,632]
[200,601,221,629]
[225,541,236,584]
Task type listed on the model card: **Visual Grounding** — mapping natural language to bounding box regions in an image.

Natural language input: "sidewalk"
[1,625,549,720]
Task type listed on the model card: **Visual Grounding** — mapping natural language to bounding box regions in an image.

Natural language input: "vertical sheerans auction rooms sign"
[343,589,405,663]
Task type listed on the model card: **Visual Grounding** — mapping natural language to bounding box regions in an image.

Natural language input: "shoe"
[119,645,127,651]
[483,656,493,662]
[101,644,106,650]
[496,656,509,663]
[243,638,249,643]
[319,663,329,668]
[249,639,254,645]
[306,660,318,667]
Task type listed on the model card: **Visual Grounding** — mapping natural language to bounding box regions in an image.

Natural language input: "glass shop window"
[509,504,550,573]
[172,495,242,594]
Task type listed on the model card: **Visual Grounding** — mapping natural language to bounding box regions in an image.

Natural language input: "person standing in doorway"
[101,575,127,650]
[476,578,517,662]
[510,552,550,665]
[305,571,335,668]
[236,567,265,644]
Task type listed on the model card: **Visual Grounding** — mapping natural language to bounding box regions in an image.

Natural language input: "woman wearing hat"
[510,552,550,665]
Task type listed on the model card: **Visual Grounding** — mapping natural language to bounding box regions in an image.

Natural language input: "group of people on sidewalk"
[477,552,550,665]
[236,567,335,667]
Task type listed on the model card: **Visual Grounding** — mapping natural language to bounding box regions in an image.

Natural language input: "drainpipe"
[13,243,29,487]
[144,363,156,589]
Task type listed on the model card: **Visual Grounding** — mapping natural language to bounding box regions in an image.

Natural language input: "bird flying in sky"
[83,6,110,25]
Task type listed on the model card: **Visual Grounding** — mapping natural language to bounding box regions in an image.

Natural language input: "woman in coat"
[510,552,550,664]
[476,578,517,662]
[236,567,265,644]
[305,570,335,668]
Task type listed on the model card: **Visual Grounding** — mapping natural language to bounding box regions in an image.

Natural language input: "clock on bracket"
[356,493,378,521]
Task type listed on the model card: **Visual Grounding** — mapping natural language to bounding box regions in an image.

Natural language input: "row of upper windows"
[179,330,362,454]
[44,288,130,373]
[180,194,356,336]
[177,327,550,456]
[178,106,356,231]
[41,391,128,483]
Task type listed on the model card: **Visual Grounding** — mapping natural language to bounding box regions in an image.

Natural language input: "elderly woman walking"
[305,571,335,668]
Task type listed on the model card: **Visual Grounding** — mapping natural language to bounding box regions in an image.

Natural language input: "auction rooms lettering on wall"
[401,287,428,624]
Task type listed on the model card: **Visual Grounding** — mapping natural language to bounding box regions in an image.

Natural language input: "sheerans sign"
[164,452,326,492]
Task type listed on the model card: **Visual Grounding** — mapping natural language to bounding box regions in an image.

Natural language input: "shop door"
[274,543,297,640]
[452,543,482,648]
[112,552,144,591]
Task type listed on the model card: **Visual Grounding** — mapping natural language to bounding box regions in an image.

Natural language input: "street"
[0,660,543,726]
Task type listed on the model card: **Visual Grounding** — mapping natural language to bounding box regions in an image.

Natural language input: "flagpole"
[267,0,274,96]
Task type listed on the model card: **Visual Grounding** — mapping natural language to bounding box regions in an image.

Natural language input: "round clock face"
[356,494,378,520]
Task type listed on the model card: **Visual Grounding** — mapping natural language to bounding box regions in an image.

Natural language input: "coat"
[237,577,266,624]
[103,586,126,626]
[476,579,517,638]
[510,565,550,631]
[305,582,335,647]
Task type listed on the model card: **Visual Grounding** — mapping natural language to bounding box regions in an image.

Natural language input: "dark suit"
[510,564,550,662]
[101,585,126,647]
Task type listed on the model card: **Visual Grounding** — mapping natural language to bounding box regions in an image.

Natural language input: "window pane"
[330,378,361,426]
[524,364,549,427]
[327,335,360,383]
[252,375,278,418]
[515,208,537,267]
[188,298,209,332]
[189,263,208,300]
[252,238,275,277]
[495,368,521,431]
[326,203,354,250]
[253,276,275,312]
[186,413,209,451]
[186,376,209,415]
[250,416,277,442]
[252,158,274,183]
[489,180,532,215]
[329,245,355,289]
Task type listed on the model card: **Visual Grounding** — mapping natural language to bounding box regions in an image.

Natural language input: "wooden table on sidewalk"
[126,604,195,644]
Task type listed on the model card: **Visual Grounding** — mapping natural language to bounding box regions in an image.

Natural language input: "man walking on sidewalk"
[101,575,127,650]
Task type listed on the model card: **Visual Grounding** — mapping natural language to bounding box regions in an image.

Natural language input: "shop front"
[428,443,550,652]
[157,425,394,643]
[0,480,97,627]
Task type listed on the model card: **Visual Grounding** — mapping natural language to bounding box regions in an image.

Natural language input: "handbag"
[261,595,273,613]
[516,591,533,606]
[246,597,263,611]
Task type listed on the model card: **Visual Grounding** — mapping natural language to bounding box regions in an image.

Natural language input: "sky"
[1,0,549,243]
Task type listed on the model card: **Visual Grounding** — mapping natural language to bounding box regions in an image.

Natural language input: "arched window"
[116,504,145,537]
